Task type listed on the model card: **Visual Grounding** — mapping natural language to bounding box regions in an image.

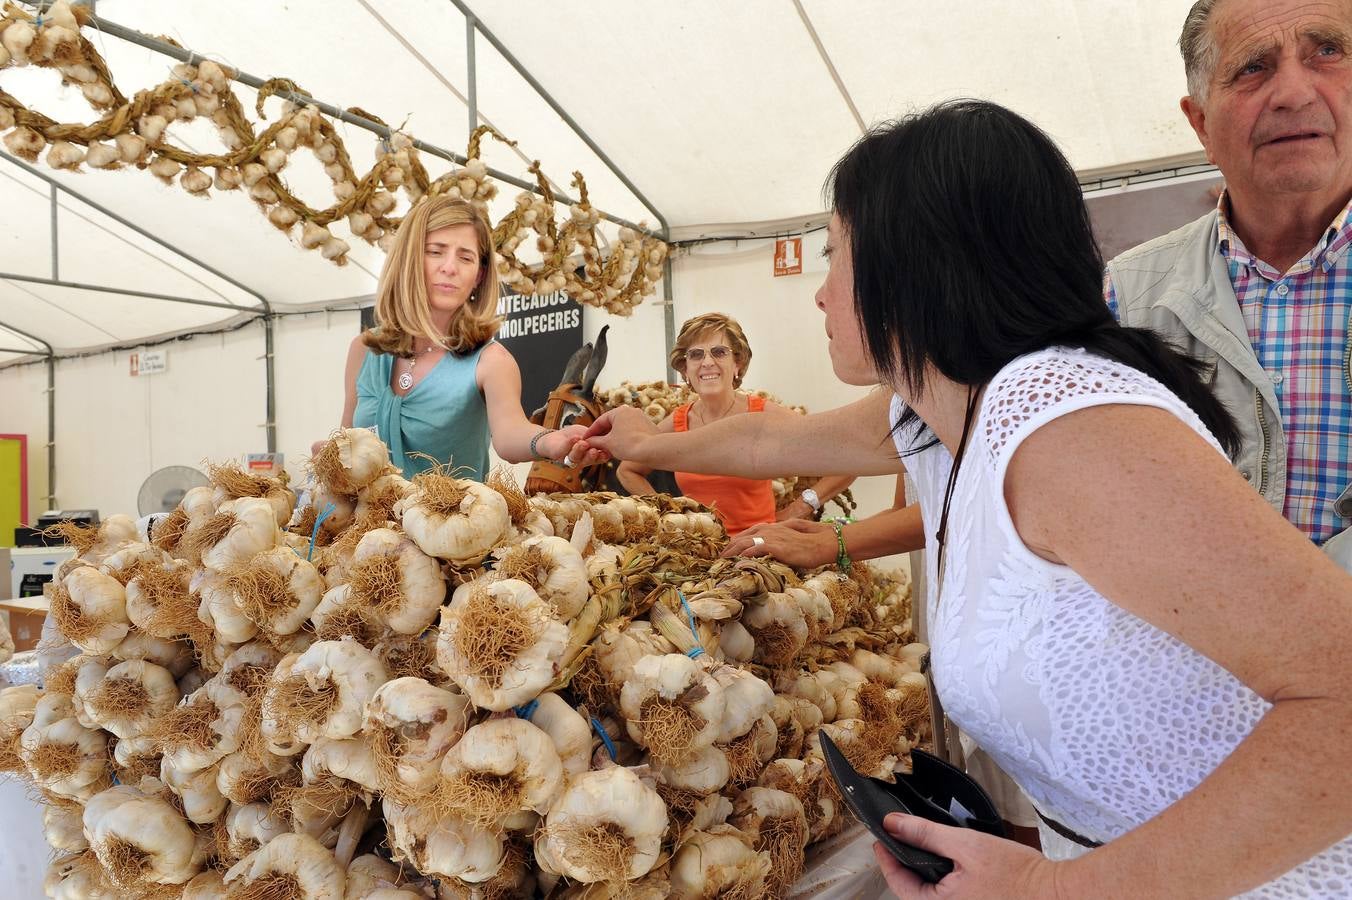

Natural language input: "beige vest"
[1106,210,1352,571]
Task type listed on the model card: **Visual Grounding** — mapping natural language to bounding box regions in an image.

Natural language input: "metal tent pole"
[451,0,677,375]
[1,151,278,452]
[0,319,56,510]
[0,273,253,311]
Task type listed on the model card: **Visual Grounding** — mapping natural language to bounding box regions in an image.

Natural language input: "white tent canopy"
[1,0,1211,366]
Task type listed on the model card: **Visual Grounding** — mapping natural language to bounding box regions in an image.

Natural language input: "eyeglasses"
[686,346,732,362]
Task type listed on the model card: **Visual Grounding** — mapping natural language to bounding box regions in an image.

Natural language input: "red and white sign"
[129,349,168,376]
[773,237,803,277]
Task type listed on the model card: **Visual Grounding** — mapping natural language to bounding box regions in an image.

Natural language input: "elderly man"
[1108,0,1352,569]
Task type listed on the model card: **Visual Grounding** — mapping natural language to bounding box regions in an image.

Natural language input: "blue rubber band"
[514,699,539,721]
[590,716,617,761]
[676,589,706,658]
[34,15,44,27]
[307,502,337,561]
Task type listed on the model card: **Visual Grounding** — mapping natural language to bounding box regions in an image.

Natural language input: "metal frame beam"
[1,151,277,452]
[1,273,254,312]
[0,319,56,510]
[452,0,677,378]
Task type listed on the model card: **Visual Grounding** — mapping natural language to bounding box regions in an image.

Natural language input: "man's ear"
[1180,95,1216,164]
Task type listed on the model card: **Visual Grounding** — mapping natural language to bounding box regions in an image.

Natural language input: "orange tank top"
[673,395,777,536]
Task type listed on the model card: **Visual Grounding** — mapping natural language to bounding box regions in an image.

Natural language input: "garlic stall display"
[11,428,924,898]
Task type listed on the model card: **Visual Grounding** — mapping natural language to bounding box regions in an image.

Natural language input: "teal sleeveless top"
[352,343,492,482]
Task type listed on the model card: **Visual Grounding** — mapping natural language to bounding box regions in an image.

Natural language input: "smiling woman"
[318,197,588,481]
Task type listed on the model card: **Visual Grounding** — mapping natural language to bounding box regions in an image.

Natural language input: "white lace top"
[893,347,1351,898]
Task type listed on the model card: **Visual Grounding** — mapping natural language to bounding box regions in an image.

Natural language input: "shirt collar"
[1216,189,1352,274]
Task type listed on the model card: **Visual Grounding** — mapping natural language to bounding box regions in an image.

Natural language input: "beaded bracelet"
[830,517,852,573]
[529,428,557,461]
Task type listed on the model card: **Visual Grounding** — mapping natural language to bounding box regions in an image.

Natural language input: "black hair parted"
[826,99,1239,456]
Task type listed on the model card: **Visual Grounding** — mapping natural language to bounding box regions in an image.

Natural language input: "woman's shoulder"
[980,347,1204,460]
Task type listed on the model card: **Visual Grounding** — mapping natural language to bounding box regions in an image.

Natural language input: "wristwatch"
[801,488,821,512]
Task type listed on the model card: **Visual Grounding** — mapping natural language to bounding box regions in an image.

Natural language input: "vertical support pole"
[663,257,676,383]
[466,12,477,139]
[46,354,55,510]
[263,316,276,453]
[49,183,58,280]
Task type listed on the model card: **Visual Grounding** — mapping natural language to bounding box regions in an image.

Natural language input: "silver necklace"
[693,393,738,425]
[397,345,435,391]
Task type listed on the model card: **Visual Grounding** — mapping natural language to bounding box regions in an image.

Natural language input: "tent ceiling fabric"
[0,0,1207,357]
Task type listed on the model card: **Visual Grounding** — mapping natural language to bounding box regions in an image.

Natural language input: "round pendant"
[397,371,413,391]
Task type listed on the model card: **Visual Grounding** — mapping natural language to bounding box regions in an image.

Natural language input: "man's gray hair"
[1180,0,1225,101]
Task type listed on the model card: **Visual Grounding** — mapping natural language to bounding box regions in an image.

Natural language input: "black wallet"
[820,733,1006,883]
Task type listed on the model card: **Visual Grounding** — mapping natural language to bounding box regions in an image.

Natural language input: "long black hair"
[827,99,1239,456]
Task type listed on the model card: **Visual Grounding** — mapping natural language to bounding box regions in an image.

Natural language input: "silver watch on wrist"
[801,488,821,511]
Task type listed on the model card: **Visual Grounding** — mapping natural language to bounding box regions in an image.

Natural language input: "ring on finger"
[751,536,766,547]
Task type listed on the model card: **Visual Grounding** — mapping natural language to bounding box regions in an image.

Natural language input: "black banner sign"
[495,289,585,415]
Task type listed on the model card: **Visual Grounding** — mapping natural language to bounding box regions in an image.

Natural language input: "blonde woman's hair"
[363,197,502,357]
[668,313,753,387]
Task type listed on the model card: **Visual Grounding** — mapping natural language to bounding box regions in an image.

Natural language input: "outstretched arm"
[580,388,902,479]
[477,342,585,463]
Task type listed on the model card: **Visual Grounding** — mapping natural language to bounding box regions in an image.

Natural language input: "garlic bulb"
[124,560,203,642]
[433,717,563,828]
[110,630,194,676]
[195,567,258,643]
[743,592,810,666]
[436,578,568,710]
[196,497,280,571]
[384,797,504,882]
[182,869,228,899]
[216,748,297,806]
[395,475,510,565]
[209,461,296,528]
[0,684,41,771]
[85,786,200,888]
[225,802,290,861]
[221,545,324,635]
[224,832,345,898]
[262,637,388,746]
[620,653,726,765]
[74,658,179,739]
[21,696,110,800]
[112,733,162,783]
[43,798,88,852]
[363,676,469,798]
[312,428,391,494]
[488,535,588,620]
[524,692,591,776]
[54,566,129,653]
[667,827,770,899]
[347,527,445,634]
[731,786,810,895]
[302,735,381,793]
[343,854,408,899]
[536,766,667,883]
[159,755,227,824]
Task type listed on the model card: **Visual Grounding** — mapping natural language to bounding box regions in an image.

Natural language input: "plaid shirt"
[1107,195,1352,545]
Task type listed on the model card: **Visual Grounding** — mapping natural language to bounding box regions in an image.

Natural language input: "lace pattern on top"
[896,347,1349,898]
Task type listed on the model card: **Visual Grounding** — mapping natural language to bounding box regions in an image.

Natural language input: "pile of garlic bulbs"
[8,428,924,898]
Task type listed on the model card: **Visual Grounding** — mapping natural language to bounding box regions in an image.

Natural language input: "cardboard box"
[0,596,48,653]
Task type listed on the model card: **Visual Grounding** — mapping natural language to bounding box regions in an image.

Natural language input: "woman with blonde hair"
[327,196,584,480]
[617,312,852,535]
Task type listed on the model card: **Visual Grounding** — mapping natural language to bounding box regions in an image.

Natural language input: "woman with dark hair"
[579,100,1352,896]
